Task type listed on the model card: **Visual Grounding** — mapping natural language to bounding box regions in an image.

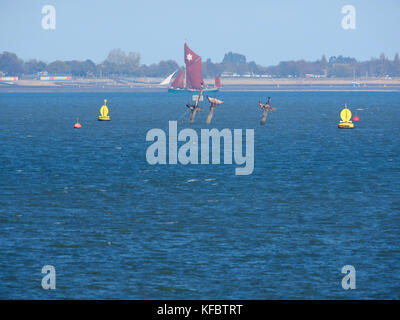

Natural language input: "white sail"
[159,71,177,85]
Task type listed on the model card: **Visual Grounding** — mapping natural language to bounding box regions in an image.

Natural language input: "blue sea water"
[0,91,399,299]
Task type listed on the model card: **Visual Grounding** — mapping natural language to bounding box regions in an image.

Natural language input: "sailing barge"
[168,43,221,92]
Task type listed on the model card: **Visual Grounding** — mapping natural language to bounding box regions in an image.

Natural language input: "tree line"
[1,49,399,78]
[204,52,400,78]
[0,49,179,78]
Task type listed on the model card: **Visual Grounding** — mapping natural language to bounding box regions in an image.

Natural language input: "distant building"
[221,72,273,78]
[0,76,18,81]
[221,72,241,77]
[38,75,72,81]
[305,74,327,78]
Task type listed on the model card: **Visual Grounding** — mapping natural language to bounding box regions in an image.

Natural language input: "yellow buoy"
[338,104,354,129]
[98,99,110,121]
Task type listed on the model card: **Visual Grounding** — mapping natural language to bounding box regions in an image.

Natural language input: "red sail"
[184,43,204,89]
[171,69,185,88]
[215,76,222,88]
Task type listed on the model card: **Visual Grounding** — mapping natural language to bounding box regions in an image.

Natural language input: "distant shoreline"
[2,87,399,93]
[1,77,400,93]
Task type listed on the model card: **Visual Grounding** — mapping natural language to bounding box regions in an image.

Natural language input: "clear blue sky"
[0,0,399,66]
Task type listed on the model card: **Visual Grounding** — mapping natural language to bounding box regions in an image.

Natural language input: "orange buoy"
[353,112,359,121]
[74,118,82,128]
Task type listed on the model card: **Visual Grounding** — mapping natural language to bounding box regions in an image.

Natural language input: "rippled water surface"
[0,91,399,299]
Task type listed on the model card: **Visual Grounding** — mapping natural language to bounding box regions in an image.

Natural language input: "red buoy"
[353,112,359,121]
[74,118,82,128]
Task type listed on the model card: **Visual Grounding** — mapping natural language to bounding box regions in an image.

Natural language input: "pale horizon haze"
[0,0,399,66]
